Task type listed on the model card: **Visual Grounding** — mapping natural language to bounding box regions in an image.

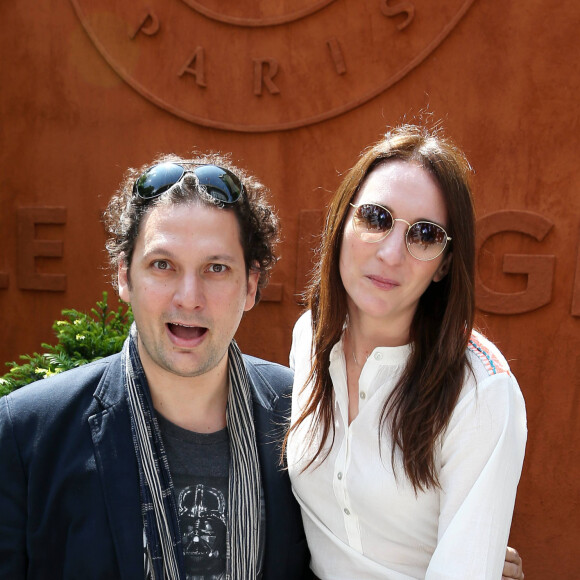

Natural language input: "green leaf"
[0,293,133,397]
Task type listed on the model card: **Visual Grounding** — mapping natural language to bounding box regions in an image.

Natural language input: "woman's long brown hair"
[283,124,476,492]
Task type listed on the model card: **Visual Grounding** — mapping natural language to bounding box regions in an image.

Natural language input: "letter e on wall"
[17,207,67,291]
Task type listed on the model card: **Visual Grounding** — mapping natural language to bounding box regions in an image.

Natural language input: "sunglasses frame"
[132,162,244,205]
[349,202,452,261]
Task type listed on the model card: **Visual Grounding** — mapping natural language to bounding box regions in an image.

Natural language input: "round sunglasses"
[350,202,452,261]
[132,162,244,204]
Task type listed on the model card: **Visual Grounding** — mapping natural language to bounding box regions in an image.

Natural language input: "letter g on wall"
[476,210,555,314]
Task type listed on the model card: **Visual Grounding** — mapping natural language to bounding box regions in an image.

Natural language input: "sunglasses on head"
[132,162,244,204]
[350,202,452,261]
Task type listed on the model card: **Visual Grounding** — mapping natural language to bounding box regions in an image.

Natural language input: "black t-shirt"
[157,413,265,580]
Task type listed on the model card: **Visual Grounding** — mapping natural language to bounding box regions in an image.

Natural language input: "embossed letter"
[476,210,555,314]
[253,59,281,96]
[380,0,415,31]
[179,47,207,87]
[327,38,347,75]
[260,283,283,302]
[17,207,67,292]
[129,9,160,40]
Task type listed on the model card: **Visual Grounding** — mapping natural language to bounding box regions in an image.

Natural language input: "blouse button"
[359,391,366,400]
[374,352,383,361]
[344,508,350,516]
[337,472,343,480]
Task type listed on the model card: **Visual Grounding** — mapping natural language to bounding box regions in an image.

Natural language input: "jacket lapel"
[89,355,143,580]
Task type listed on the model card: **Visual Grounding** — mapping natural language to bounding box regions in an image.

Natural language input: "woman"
[285,124,527,579]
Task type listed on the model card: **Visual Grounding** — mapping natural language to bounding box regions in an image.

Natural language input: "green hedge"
[0,293,133,398]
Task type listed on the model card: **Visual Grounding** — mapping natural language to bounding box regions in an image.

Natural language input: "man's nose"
[173,272,205,310]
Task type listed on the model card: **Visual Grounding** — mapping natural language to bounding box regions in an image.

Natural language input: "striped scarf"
[123,328,262,579]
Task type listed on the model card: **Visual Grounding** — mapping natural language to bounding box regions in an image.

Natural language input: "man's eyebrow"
[141,247,239,263]
[140,245,178,261]
[204,253,238,263]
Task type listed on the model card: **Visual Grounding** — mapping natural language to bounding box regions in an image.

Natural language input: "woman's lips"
[366,275,400,290]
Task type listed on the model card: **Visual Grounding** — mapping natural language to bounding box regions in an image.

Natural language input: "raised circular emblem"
[70,0,477,132]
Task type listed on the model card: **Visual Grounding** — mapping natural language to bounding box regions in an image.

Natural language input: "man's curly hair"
[103,152,280,303]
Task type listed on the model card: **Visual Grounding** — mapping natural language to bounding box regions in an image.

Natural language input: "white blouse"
[288,311,527,580]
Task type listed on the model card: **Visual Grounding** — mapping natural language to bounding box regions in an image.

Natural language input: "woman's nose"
[376,221,409,264]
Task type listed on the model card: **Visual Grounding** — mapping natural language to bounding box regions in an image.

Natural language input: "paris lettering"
[69,0,478,131]
[129,2,417,96]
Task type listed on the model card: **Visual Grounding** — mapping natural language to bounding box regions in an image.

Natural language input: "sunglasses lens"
[133,163,185,199]
[407,222,448,260]
[193,165,243,204]
[353,204,394,242]
[133,163,244,205]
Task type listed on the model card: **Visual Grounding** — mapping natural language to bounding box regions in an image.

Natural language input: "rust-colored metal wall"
[1,1,578,576]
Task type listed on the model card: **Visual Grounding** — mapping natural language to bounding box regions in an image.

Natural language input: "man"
[0,154,524,580]
[0,155,309,579]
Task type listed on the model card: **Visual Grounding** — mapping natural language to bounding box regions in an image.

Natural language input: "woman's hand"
[502,546,524,580]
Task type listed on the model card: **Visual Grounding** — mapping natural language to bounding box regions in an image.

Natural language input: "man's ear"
[433,252,452,283]
[118,254,131,303]
[244,267,260,312]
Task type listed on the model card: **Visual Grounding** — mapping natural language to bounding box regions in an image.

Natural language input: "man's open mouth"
[167,323,207,340]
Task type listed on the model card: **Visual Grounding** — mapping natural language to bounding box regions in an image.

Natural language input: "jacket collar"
[92,353,126,409]
[243,354,281,412]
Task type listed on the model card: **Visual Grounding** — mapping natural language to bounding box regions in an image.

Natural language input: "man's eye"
[209,264,226,273]
[153,260,170,270]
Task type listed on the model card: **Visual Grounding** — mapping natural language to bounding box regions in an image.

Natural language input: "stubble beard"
[138,330,230,381]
